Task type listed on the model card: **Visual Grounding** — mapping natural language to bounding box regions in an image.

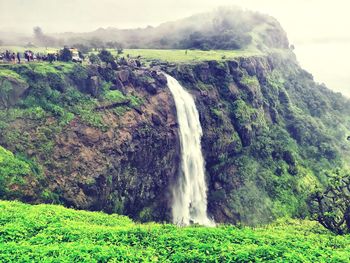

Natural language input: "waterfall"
[165,74,214,226]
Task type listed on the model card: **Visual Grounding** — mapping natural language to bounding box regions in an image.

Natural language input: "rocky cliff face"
[161,52,350,224]
[50,72,180,221]
[1,51,350,224]
[0,64,181,221]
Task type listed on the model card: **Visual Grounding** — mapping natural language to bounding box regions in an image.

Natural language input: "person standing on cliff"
[5,50,9,61]
[16,52,21,64]
[25,51,30,62]
[11,53,16,64]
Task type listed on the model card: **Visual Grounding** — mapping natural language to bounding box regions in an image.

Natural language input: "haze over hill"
[54,8,288,51]
[0,0,349,97]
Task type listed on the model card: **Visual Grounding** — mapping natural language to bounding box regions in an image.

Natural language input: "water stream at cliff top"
[165,74,214,226]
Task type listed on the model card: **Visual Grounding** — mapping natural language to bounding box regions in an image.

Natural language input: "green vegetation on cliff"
[0,62,146,202]
[0,59,177,220]
[0,200,349,262]
[166,51,350,225]
[0,147,31,197]
[1,50,350,226]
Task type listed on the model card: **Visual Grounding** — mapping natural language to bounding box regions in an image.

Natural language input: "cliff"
[163,52,350,224]
[1,48,350,225]
[0,62,180,221]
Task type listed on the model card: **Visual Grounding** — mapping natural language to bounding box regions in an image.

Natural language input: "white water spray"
[166,74,214,226]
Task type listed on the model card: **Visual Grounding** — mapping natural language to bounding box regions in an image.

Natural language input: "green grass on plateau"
[1,45,264,62]
[122,49,261,62]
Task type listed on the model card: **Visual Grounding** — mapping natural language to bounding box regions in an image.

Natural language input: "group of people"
[0,50,59,64]
[0,50,20,63]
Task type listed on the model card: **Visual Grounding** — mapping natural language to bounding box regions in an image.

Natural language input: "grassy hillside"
[0,200,349,262]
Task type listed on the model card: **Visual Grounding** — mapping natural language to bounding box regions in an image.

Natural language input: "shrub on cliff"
[59,47,72,62]
[0,146,31,197]
[308,169,350,235]
[69,64,88,84]
[88,53,101,65]
[98,49,115,64]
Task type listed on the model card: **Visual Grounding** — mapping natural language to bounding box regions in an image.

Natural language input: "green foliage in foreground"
[308,169,350,235]
[0,147,31,196]
[0,201,349,262]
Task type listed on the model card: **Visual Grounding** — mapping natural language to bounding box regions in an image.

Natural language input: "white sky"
[0,0,349,43]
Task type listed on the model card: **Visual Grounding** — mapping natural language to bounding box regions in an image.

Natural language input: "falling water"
[166,74,214,226]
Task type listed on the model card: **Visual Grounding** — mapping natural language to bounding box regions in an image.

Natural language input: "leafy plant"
[59,47,73,62]
[308,169,350,235]
[98,49,115,64]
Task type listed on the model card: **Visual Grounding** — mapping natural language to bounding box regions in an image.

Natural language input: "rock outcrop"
[0,75,29,109]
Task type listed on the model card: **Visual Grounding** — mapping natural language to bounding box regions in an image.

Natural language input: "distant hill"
[53,7,289,51]
[0,7,289,51]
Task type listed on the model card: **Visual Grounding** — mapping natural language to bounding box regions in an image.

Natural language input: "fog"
[0,0,349,96]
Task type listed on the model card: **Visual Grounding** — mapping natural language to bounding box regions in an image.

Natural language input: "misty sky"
[1,0,349,95]
[0,0,349,43]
